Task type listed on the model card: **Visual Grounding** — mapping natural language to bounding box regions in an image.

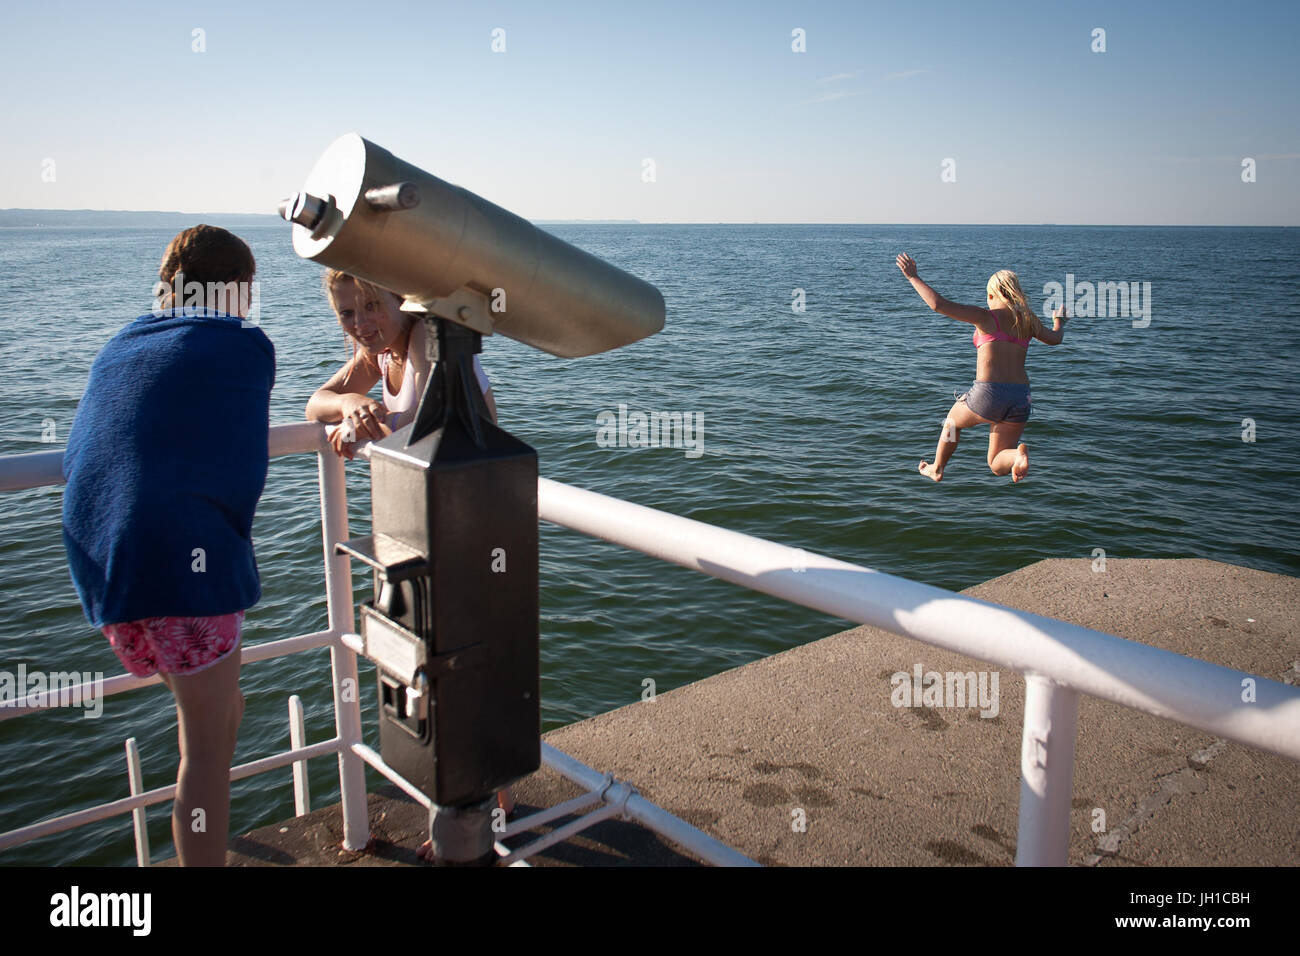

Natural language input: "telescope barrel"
[283,134,664,358]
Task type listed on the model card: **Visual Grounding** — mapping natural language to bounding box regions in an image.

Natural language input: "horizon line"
[0,208,1294,229]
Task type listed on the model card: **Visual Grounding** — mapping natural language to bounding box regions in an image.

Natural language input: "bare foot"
[416,788,516,862]
[918,460,943,482]
[1011,443,1029,482]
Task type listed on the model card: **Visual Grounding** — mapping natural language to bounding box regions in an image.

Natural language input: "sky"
[1,0,1297,225]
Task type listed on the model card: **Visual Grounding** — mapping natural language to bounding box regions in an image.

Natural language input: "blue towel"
[62,311,275,627]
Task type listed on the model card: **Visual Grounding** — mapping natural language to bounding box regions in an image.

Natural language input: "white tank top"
[377,350,490,431]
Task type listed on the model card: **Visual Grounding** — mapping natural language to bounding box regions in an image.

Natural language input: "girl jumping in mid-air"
[896,253,1067,482]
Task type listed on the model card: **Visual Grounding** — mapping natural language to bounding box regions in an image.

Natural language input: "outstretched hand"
[896,253,918,279]
[1052,304,1069,326]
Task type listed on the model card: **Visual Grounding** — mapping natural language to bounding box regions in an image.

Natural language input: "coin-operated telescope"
[280,134,663,864]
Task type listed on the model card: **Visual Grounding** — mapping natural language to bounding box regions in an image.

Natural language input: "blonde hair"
[322,269,408,368]
[986,270,1042,340]
[322,269,403,315]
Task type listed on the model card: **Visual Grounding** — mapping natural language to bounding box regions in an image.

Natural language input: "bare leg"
[497,787,516,815]
[987,423,1028,480]
[160,648,244,866]
[1012,444,1029,482]
[920,401,988,481]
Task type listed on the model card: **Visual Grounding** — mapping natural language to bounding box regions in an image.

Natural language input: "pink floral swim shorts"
[101,611,244,678]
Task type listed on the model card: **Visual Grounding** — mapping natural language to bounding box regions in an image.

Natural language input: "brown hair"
[157,225,255,309]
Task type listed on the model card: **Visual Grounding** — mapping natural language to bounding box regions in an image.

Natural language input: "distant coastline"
[0,209,641,228]
[0,210,1287,228]
[0,209,284,228]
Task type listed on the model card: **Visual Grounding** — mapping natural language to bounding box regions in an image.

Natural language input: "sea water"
[1,223,1297,864]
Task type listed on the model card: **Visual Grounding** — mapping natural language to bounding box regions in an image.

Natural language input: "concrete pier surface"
[221,558,1299,867]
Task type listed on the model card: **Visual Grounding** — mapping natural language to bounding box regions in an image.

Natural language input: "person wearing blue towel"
[62,225,274,866]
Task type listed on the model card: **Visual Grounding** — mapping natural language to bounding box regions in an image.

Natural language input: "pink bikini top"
[973,309,1030,349]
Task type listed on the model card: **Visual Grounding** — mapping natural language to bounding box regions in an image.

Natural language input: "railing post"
[1015,673,1080,866]
[319,446,369,851]
[288,695,311,816]
[124,737,150,866]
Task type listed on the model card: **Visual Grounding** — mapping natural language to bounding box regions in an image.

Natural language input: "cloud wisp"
[882,68,930,81]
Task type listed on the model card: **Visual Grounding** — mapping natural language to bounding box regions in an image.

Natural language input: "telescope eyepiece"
[279,191,343,240]
[279,191,329,229]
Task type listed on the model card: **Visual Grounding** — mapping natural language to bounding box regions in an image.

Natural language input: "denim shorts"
[955,382,1032,424]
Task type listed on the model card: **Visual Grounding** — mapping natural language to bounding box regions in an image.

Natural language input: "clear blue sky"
[2,0,1296,224]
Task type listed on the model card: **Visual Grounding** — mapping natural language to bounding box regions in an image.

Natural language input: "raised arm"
[895,254,987,324]
[1034,305,1068,345]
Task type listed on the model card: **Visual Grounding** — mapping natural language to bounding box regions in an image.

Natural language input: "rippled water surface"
[2,223,1297,864]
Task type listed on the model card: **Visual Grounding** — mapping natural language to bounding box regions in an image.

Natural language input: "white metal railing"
[4,428,1297,865]
[0,423,369,858]
[533,477,1300,865]
[0,423,754,867]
